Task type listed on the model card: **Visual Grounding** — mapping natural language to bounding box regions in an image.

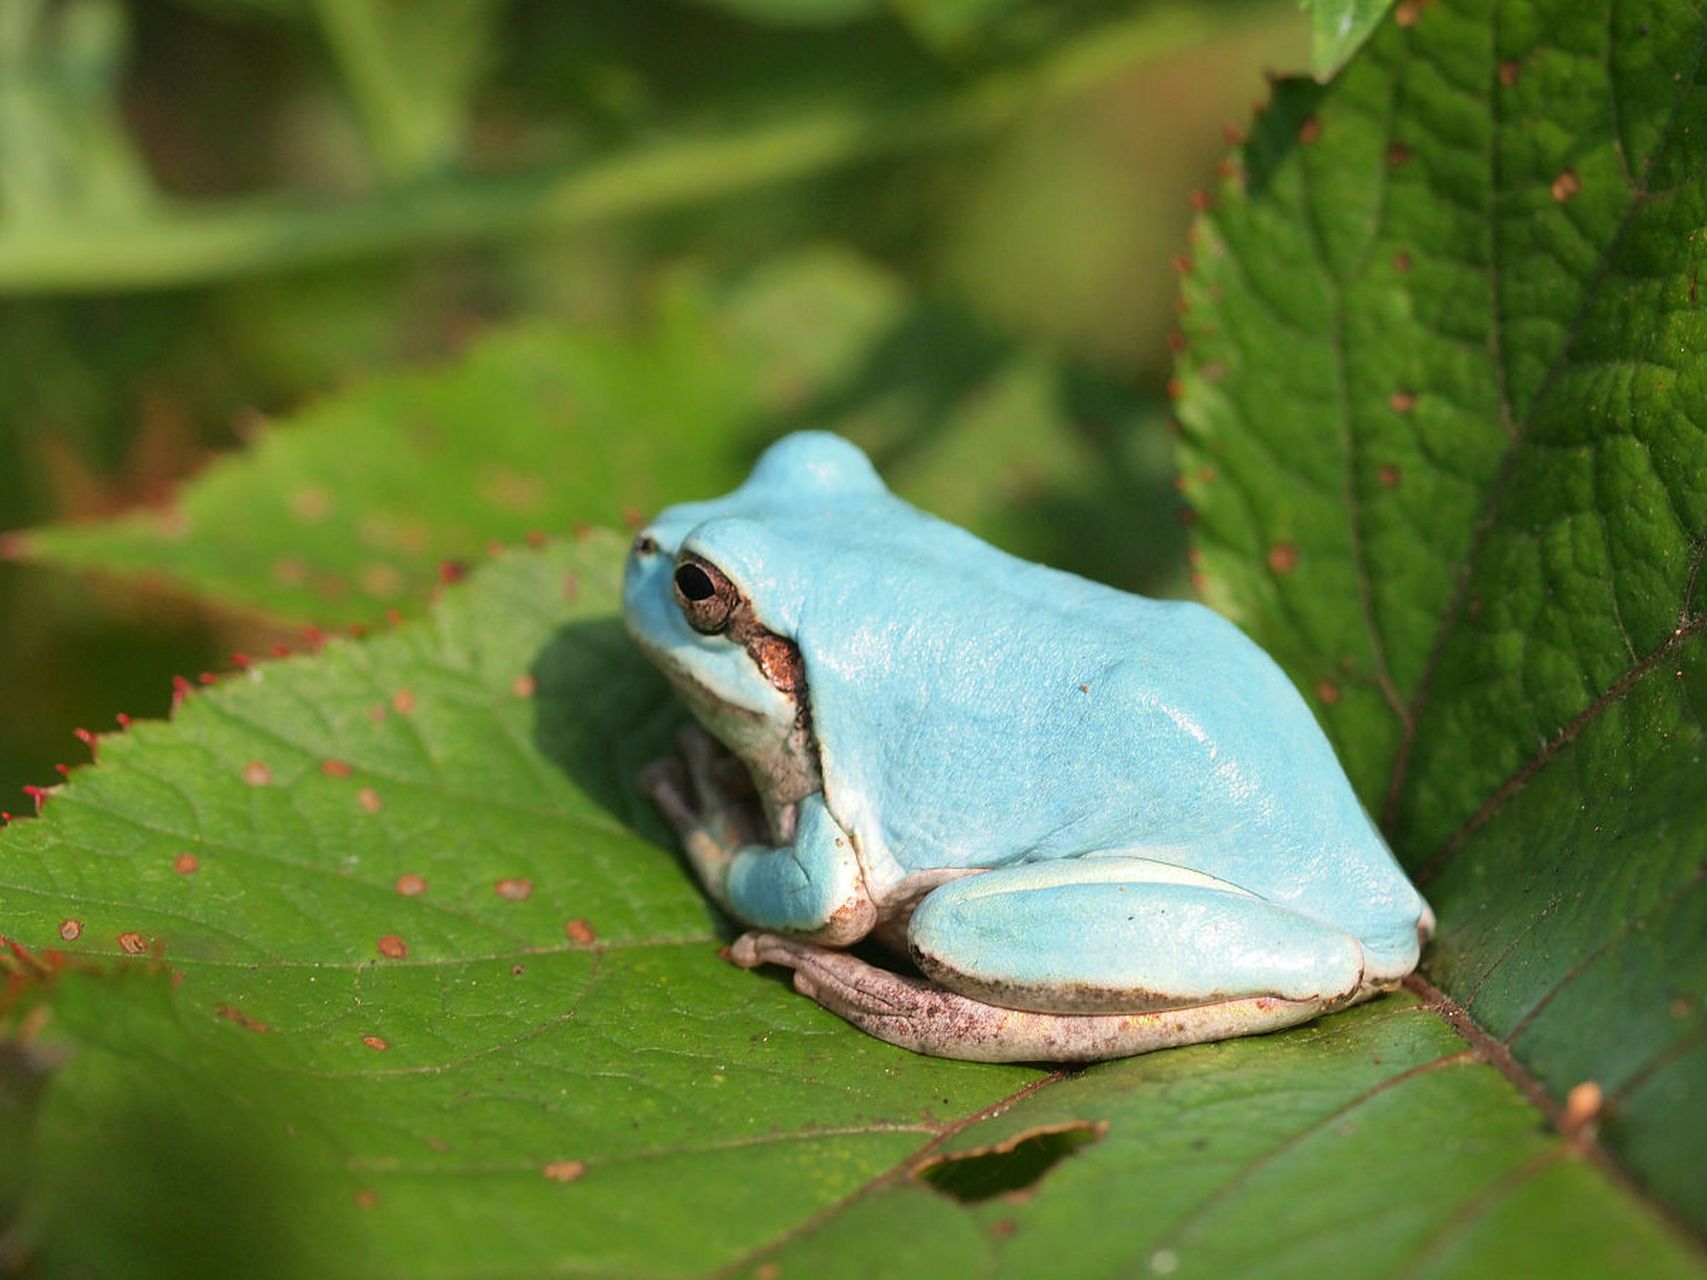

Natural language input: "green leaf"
[3,539,1698,1276]
[1176,0,1707,1232]
[18,250,1187,625]
[1301,0,1393,78]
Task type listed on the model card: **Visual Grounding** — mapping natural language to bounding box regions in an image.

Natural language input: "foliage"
[2,0,1705,1275]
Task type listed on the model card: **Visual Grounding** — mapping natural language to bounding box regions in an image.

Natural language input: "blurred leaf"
[22,248,1185,624]
[0,0,157,225]
[1176,0,1707,1229]
[1302,0,1392,78]
[689,0,882,26]
[0,3,1233,294]
[2,540,1698,1277]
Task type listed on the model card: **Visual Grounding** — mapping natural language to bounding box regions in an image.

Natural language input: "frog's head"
[622,432,885,835]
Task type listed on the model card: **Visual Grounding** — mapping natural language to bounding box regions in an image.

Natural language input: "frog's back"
[775,495,1423,966]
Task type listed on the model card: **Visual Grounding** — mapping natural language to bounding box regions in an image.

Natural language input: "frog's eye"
[673,556,738,634]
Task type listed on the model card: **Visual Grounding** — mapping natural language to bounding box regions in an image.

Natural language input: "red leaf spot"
[1393,250,1413,274]
[116,932,148,956]
[526,529,547,548]
[1316,679,1341,705]
[1167,331,1186,354]
[217,1003,270,1033]
[1165,378,1183,401]
[1175,505,1196,526]
[358,787,383,813]
[1386,142,1413,167]
[272,644,293,658]
[354,1189,378,1210]
[511,673,537,698]
[362,1034,389,1052]
[391,688,416,715]
[395,873,427,897]
[174,852,199,875]
[1498,58,1520,86]
[438,560,470,584]
[1389,390,1418,413]
[1551,168,1581,202]
[243,761,272,786]
[1188,188,1212,212]
[755,1266,781,1280]
[1221,122,1243,145]
[542,1160,587,1183]
[1170,255,1190,276]
[495,878,534,901]
[301,626,328,651]
[1395,0,1422,26]
[369,703,387,722]
[231,652,252,670]
[1267,543,1299,574]
[272,557,308,587]
[1379,464,1403,489]
[565,918,597,946]
[1297,117,1322,145]
[59,919,82,942]
[377,934,408,959]
[321,759,352,778]
[290,487,331,522]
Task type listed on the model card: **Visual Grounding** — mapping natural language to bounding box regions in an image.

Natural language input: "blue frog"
[622,432,1431,1061]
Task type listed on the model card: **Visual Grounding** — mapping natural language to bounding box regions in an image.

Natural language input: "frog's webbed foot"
[729,931,1337,1064]
[640,726,766,866]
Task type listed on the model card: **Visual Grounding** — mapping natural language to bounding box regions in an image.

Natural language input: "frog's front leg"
[732,856,1373,1063]
[641,728,875,946]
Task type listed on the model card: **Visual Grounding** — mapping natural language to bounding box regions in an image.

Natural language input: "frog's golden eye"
[674,556,738,634]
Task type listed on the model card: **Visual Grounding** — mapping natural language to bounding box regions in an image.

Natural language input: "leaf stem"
[0,3,1238,295]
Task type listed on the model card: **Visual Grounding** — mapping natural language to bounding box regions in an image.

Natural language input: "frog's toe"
[639,757,697,834]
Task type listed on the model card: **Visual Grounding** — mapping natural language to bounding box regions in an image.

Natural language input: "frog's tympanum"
[623,432,1432,1062]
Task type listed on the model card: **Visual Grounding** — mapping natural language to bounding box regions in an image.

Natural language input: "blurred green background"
[0,0,1305,806]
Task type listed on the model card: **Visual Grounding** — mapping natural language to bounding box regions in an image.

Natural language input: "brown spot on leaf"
[116,932,147,955]
[1499,58,1520,86]
[495,878,534,901]
[1395,0,1422,26]
[216,1003,270,1033]
[438,560,469,585]
[391,688,416,715]
[565,918,597,946]
[1551,168,1581,202]
[511,673,537,698]
[360,563,405,599]
[1386,142,1413,167]
[1561,1081,1602,1135]
[1389,390,1418,413]
[321,759,352,778]
[754,1265,780,1280]
[354,1189,378,1209]
[377,934,408,959]
[59,919,82,942]
[174,852,199,875]
[1267,543,1299,574]
[1176,505,1196,526]
[362,1034,389,1051]
[369,703,387,722]
[358,787,383,813]
[542,1160,587,1183]
[290,487,331,522]
[395,873,427,897]
[243,761,272,786]
[1394,250,1413,274]
[1316,680,1341,705]
[1298,117,1322,145]
[1379,465,1403,489]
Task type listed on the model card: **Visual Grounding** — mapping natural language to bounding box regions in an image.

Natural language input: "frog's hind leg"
[730,857,1369,1063]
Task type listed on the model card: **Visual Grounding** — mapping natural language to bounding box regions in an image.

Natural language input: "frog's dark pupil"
[676,564,716,601]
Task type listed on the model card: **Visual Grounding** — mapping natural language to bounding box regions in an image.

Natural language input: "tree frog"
[623,432,1432,1062]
